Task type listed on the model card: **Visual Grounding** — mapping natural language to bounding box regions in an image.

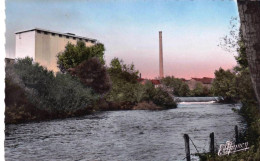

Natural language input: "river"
[5,102,246,161]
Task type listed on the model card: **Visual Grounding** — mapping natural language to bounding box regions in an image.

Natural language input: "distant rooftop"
[190,77,214,84]
[15,28,97,43]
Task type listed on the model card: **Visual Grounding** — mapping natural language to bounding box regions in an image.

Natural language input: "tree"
[219,16,256,105]
[161,76,190,96]
[57,41,105,73]
[108,57,139,83]
[68,57,111,94]
[211,68,237,102]
[105,58,141,103]
[12,57,98,113]
[179,83,190,97]
[191,82,204,96]
[237,1,260,110]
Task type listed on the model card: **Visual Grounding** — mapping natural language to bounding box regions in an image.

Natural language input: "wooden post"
[235,125,239,144]
[183,134,191,161]
[209,132,214,154]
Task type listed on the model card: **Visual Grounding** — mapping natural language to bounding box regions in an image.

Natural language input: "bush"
[105,58,177,109]
[106,58,143,103]
[161,76,190,96]
[151,87,177,109]
[105,77,146,103]
[12,57,98,113]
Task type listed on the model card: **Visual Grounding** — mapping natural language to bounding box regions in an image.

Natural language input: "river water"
[5,102,246,161]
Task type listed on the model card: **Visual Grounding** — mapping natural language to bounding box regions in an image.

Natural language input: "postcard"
[4,0,260,160]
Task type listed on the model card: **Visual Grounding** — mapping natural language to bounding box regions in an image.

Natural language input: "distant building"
[137,78,162,88]
[15,28,97,72]
[151,79,162,88]
[186,77,214,90]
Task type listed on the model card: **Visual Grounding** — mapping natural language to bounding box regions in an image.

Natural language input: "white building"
[15,28,97,72]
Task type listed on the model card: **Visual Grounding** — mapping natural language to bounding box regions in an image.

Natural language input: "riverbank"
[5,84,175,124]
[197,103,260,160]
[5,101,174,124]
[5,77,175,124]
[5,57,177,124]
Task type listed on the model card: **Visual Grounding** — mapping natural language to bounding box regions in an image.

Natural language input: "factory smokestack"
[159,31,164,79]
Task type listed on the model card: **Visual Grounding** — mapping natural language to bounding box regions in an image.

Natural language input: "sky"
[5,0,239,79]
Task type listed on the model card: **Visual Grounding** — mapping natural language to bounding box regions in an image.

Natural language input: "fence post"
[209,132,214,154]
[183,134,191,161]
[235,125,239,144]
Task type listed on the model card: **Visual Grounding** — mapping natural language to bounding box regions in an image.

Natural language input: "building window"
[66,36,69,39]
[59,34,62,37]
[79,38,82,41]
[44,31,48,35]
[51,33,55,36]
[73,37,76,40]
[37,30,41,34]
[85,39,89,42]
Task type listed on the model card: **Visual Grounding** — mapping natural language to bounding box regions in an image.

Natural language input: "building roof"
[15,28,97,43]
[151,79,161,85]
[191,77,214,84]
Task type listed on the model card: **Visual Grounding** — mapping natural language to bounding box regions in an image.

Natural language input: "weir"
[175,97,223,102]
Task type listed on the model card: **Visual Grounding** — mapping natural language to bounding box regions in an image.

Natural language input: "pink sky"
[5,1,239,79]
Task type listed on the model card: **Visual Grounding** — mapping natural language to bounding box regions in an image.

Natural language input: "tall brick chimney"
[159,31,164,79]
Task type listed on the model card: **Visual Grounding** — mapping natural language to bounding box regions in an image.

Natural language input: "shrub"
[151,87,177,109]
[161,76,190,96]
[105,78,146,103]
[12,57,98,113]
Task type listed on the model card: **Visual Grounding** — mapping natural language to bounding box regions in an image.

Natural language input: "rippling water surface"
[5,102,246,161]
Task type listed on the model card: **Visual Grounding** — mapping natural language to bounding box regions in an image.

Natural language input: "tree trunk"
[237,1,260,110]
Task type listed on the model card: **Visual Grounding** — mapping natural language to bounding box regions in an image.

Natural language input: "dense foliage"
[68,57,111,94]
[161,76,210,97]
[108,57,139,83]
[57,41,105,72]
[190,82,210,97]
[211,68,237,102]
[106,58,176,108]
[161,76,190,96]
[11,57,98,113]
